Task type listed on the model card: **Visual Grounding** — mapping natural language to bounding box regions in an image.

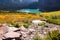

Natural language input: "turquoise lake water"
[17,9,41,13]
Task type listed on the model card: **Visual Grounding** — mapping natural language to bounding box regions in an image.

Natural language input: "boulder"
[28,28,35,32]
[28,28,35,35]
[0,38,2,40]
[0,34,3,40]
[19,25,28,32]
[32,20,46,25]
[8,27,19,32]
[0,24,10,35]
[3,31,21,39]
[20,31,27,38]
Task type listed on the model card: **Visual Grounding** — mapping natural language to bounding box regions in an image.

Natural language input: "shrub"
[6,20,14,25]
[33,32,42,40]
[23,24,29,28]
[51,15,60,19]
[38,22,45,26]
[46,18,60,25]
[45,16,50,19]
[13,23,20,28]
[14,23,19,28]
[44,14,60,25]
[45,30,60,40]
[38,22,48,27]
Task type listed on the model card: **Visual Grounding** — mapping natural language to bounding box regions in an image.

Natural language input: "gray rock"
[19,25,28,32]
[4,31,21,38]
[0,24,9,34]
[28,28,35,32]
[0,34,3,40]
[8,27,19,32]
[20,31,27,38]
[0,38,2,40]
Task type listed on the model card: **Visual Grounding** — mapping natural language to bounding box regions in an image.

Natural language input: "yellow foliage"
[0,13,42,23]
[42,11,60,17]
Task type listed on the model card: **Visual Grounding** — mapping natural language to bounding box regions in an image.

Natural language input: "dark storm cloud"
[0,0,60,11]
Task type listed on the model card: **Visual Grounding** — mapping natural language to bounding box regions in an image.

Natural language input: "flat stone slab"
[4,32,21,38]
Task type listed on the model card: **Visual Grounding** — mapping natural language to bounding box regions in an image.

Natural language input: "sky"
[0,0,60,11]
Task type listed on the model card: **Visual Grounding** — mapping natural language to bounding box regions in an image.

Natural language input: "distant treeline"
[0,10,18,13]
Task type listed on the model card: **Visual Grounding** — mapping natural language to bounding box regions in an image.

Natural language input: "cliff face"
[0,0,60,11]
